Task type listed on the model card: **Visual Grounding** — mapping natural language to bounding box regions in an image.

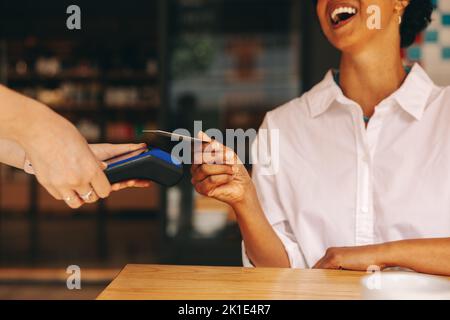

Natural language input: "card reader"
[104,148,183,187]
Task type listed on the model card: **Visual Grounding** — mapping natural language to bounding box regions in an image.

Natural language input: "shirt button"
[361,206,369,213]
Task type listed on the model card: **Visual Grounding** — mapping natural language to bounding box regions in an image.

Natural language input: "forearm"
[0,85,51,145]
[0,139,26,169]
[233,189,290,268]
[381,238,450,276]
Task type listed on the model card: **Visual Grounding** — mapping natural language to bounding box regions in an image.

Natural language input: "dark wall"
[301,0,340,91]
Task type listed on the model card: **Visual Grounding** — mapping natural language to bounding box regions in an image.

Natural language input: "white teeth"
[331,6,357,23]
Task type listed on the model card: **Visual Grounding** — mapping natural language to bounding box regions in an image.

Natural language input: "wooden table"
[97,264,366,300]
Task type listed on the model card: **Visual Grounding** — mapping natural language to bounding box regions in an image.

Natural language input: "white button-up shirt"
[243,63,450,268]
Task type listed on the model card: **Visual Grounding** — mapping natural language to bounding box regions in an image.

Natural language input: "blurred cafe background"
[0,0,449,299]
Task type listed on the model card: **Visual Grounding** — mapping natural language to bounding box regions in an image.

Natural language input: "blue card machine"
[104,148,183,187]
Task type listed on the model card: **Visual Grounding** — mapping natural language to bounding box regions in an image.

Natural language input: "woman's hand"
[0,87,113,208]
[0,138,27,169]
[24,142,152,205]
[190,131,291,267]
[19,108,114,208]
[190,132,255,208]
[88,143,152,192]
[314,239,450,276]
[313,245,386,271]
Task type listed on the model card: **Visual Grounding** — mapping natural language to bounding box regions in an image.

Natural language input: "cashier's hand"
[313,245,386,271]
[24,123,150,209]
[190,132,255,208]
[89,143,152,192]
[20,110,115,209]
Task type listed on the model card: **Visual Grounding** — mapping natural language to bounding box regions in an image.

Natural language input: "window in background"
[164,0,301,265]
[404,0,450,85]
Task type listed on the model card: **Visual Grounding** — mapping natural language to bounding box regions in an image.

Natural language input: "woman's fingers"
[190,164,200,175]
[312,256,326,269]
[193,174,234,196]
[312,248,342,270]
[190,133,240,199]
[90,143,147,161]
[192,132,242,166]
[90,167,112,199]
[111,180,152,191]
[74,184,99,203]
[193,147,238,165]
[130,180,152,188]
[313,257,337,269]
[61,191,83,209]
[197,131,212,143]
[191,164,234,183]
[112,182,129,191]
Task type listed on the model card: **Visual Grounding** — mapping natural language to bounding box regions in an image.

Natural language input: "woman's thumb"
[198,131,212,142]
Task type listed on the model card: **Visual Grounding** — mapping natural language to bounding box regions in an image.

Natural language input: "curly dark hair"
[400,0,434,47]
[312,0,434,48]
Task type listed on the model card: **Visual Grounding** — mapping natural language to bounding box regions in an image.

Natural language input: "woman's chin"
[329,38,358,52]
[327,33,367,54]
[323,22,368,53]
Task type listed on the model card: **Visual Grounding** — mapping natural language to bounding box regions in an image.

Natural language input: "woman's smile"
[327,1,359,29]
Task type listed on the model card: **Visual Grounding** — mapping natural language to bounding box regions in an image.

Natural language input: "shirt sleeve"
[242,114,307,269]
[242,221,307,268]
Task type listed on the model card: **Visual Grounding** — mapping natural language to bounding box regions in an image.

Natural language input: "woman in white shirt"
[191,0,450,276]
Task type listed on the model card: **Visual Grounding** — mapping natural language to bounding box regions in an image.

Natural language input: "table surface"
[97,264,367,300]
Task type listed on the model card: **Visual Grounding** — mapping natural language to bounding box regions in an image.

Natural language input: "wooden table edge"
[96,264,367,300]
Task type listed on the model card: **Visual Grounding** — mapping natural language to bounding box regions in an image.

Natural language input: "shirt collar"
[393,63,434,120]
[306,63,435,121]
[306,70,343,118]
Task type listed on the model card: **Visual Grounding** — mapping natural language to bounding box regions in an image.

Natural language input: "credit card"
[143,130,210,144]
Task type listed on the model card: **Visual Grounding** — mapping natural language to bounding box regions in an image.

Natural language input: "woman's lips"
[328,3,358,29]
[331,12,357,29]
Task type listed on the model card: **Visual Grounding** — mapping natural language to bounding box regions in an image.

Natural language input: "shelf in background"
[0,209,160,221]
[48,104,160,112]
[7,71,159,86]
[37,184,161,214]
[0,0,168,268]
